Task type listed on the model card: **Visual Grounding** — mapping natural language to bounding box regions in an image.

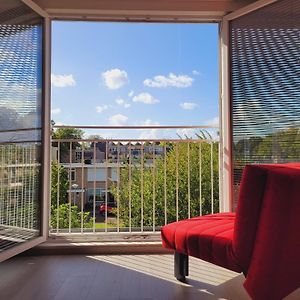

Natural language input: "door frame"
[0,0,281,262]
[219,0,279,212]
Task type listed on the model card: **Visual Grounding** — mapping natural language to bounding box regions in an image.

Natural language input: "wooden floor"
[0,254,299,300]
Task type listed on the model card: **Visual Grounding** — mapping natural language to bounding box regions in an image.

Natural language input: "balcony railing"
[0,142,40,251]
[50,125,219,236]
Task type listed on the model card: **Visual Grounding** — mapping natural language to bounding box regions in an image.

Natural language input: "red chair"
[161,163,300,300]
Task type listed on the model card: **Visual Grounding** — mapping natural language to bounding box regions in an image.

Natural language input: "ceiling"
[0,0,40,24]
[31,0,257,22]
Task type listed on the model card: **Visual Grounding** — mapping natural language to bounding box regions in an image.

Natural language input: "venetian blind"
[230,0,300,202]
[0,1,43,252]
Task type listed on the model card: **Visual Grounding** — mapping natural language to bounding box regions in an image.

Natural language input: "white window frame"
[0,0,51,262]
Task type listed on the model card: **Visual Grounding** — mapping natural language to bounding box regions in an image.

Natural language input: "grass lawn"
[94,223,117,229]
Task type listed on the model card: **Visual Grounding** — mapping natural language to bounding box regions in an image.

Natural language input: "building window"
[75,151,82,161]
[69,168,76,181]
[87,168,105,181]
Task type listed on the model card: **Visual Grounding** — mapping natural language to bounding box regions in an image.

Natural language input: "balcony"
[1,126,299,300]
[50,125,219,239]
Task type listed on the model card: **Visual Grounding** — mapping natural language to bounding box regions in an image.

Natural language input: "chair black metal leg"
[174,252,189,282]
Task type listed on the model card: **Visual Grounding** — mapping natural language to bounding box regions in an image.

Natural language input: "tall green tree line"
[111,140,219,228]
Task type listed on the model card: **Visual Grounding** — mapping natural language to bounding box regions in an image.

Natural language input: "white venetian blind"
[230,0,300,202]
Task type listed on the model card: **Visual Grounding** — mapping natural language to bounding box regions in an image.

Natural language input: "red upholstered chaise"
[161,163,300,300]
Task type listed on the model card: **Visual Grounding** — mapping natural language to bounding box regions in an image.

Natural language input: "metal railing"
[50,125,219,235]
[0,143,40,251]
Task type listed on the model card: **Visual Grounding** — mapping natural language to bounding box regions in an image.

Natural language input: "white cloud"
[116,98,131,108]
[96,105,109,113]
[141,119,160,126]
[128,90,134,97]
[143,73,193,88]
[51,74,76,87]
[139,129,158,140]
[192,70,200,75]
[138,120,164,139]
[108,114,128,125]
[133,93,159,104]
[180,102,198,110]
[51,108,61,115]
[102,68,128,89]
[205,116,219,127]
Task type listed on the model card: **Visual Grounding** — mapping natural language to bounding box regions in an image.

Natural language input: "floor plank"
[0,255,299,300]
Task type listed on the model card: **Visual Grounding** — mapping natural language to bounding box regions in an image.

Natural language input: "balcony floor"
[0,254,299,300]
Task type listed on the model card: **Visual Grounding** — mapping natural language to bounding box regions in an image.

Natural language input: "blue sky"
[51,22,219,138]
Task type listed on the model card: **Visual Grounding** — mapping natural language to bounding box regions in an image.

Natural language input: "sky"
[51,21,219,139]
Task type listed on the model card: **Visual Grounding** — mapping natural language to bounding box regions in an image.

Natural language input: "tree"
[50,204,94,229]
[50,162,94,229]
[233,127,300,165]
[111,140,219,229]
[51,162,68,207]
[88,134,102,140]
[232,127,300,202]
[52,127,84,160]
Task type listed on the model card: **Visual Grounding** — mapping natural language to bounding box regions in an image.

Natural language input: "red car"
[99,202,116,215]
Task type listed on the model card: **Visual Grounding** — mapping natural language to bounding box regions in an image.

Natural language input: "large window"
[230,0,300,205]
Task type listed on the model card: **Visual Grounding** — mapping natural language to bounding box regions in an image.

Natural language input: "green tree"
[233,127,300,165]
[111,140,219,228]
[50,204,94,229]
[51,162,68,207]
[52,127,84,160]
[50,162,94,230]
[232,127,300,203]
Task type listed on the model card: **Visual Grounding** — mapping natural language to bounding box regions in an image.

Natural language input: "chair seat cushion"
[161,212,242,273]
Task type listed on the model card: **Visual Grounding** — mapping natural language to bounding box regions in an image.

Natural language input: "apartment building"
[62,162,119,209]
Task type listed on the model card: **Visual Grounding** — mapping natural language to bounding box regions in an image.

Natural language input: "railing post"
[68,142,72,233]
[81,146,84,233]
[56,142,60,233]
[164,143,167,225]
[211,142,214,214]
[199,142,202,216]
[176,142,179,221]
[187,142,191,219]
[152,142,156,232]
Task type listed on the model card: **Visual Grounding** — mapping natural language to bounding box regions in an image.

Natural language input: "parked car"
[99,201,116,216]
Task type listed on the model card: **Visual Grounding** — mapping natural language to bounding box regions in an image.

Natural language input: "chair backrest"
[232,164,285,273]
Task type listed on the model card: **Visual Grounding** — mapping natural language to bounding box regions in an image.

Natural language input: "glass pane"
[0,1,43,252]
[230,0,300,207]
